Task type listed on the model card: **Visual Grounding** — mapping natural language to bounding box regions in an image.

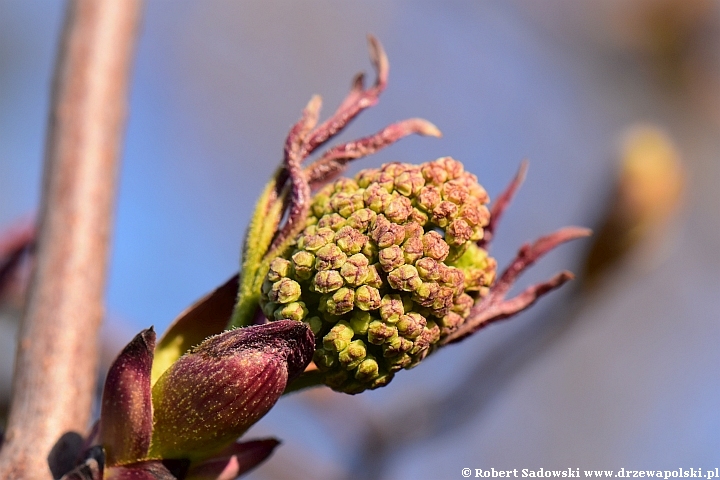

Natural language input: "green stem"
[230,175,285,328]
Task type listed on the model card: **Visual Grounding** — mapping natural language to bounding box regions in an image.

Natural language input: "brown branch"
[0,1,143,478]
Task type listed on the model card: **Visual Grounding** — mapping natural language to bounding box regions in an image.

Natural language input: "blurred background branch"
[0,1,142,478]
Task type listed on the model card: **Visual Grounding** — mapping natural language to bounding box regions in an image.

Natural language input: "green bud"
[416,185,441,212]
[315,244,347,271]
[364,184,392,212]
[388,265,422,292]
[261,279,273,296]
[311,191,332,217]
[338,340,367,370]
[393,166,425,196]
[370,215,405,248]
[323,321,355,352]
[267,258,291,282]
[446,219,473,247]
[355,357,380,382]
[349,311,373,335]
[379,294,404,323]
[378,245,405,272]
[334,177,359,193]
[356,168,378,188]
[370,371,394,389]
[269,278,301,304]
[313,348,336,371]
[367,320,397,345]
[441,180,469,204]
[313,270,344,293]
[361,241,379,263]
[259,157,497,393]
[412,281,439,307]
[300,228,333,251]
[341,253,370,286]
[317,212,347,231]
[452,293,474,318]
[274,301,307,321]
[374,171,395,192]
[439,311,464,333]
[291,250,315,280]
[422,231,450,261]
[305,316,324,335]
[330,191,364,218]
[365,264,383,288]
[384,195,413,223]
[409,208,429,227]
[346,208,377,232]
[402,238,424,266]
[416,257,441,280]
[335,226,368,255]
[354,285,381,311]
[326,287,355,315]
[458,203,490,228]
[396,312,426,339]
[383,335,413,357]
[386,352,412,371]
[262,301,279,319]
[421,161,449,185]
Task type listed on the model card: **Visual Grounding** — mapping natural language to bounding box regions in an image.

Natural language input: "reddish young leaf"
[100,328,155,466]
[184,439,280,480]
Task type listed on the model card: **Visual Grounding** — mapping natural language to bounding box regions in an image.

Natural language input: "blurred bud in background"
[582,124,685,290]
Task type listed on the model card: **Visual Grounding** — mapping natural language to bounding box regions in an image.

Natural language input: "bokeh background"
[1,1,719,479]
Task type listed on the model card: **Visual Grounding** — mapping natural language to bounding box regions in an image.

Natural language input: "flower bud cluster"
[260,158,497,393]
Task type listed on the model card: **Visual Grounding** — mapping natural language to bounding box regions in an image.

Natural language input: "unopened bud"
[387,265,422,292]
[267,258,291,282]
[326,287,355,315]
[378,245,405,272]
[269,278,301,304]
[354,285,381,311]
[379,294,404,323]
[313,270,344,293]
[291,250,315,280]
[367,320,397,345]
[338,340,367,370]
[315,244,347,271]
[323,321,354,352]
[341,253,370,286]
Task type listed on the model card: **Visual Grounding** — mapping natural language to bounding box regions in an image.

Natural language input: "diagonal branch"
[0,1,143,478]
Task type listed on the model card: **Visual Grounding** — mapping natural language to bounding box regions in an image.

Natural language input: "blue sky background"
[1,2,719,478]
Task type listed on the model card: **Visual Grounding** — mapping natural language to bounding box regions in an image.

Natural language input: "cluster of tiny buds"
[260,157,497,393]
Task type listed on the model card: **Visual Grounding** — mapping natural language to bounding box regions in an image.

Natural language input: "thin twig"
[0,1,143,478]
